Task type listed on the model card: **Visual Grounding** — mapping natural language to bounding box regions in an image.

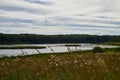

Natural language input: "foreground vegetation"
[0,48,120,80]
[0,46,46,49]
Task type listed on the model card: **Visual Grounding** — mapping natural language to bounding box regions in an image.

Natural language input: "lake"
[0,43,118,57]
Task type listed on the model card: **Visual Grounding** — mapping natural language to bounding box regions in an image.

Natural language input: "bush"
[93,46,104,53]
[115,47,120,52]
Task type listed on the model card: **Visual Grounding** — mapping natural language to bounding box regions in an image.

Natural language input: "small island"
[65,44,81,47]
[0,46,46,49]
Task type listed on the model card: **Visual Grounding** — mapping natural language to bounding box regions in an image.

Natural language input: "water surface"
[0,43,118,57]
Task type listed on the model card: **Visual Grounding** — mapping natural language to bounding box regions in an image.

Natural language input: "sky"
[0,0,120,35]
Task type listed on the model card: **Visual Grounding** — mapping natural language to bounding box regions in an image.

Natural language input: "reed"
[0,49,120,80]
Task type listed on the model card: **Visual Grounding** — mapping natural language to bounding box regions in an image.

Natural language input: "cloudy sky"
[0,0,120,35]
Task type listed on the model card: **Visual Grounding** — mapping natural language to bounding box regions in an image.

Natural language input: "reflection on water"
[0,43,118,57]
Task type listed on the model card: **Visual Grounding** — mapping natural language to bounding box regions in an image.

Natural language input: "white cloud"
[0,0,120,35]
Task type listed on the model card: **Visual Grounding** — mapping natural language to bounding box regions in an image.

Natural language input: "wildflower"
[74,60,77,64]
[56,63,58,66]
[85,62,88,65]
[1,77,4,80]
[97,58,107,68]
[50,55,55,59]
[118,58,120,60]
[14,58,20,62]
[1,63,5,66]
[37,73,40,76]
[80,64,83,67]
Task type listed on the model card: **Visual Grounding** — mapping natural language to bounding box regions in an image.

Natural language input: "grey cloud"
[61,23,120,29]
[0,0,52,15]
[0,6,49,14]
[0,16,119,29]
[0,16,33,23]
[53,16,120,26]
[24,0,54,5]
[95,16,114,19]
[0,22,30,28]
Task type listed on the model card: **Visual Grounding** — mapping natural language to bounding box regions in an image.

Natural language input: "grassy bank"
[97,42,120,46]
[0,46,46,49]
[0,48,120,80]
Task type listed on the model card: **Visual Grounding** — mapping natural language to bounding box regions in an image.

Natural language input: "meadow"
[0,47,120,80]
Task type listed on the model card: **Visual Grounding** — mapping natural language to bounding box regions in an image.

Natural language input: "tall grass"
[0,50,120,80]
[98,42,120,46]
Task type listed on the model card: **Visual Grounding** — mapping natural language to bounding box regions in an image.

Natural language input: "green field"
[0,48,120,80]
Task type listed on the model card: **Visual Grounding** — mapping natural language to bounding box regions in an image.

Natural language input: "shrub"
[93,46,104,53]
[115,47,120,52]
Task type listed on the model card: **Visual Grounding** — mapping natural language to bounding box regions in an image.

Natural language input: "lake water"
[0,43,118,57]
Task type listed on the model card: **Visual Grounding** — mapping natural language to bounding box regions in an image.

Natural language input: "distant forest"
[0,33,120,44]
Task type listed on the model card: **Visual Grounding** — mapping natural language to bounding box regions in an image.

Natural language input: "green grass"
[97,42,120,46]
[0,46,46,49]
[0,48,120,80]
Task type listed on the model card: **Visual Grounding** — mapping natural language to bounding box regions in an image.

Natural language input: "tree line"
[0,33,120,44]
